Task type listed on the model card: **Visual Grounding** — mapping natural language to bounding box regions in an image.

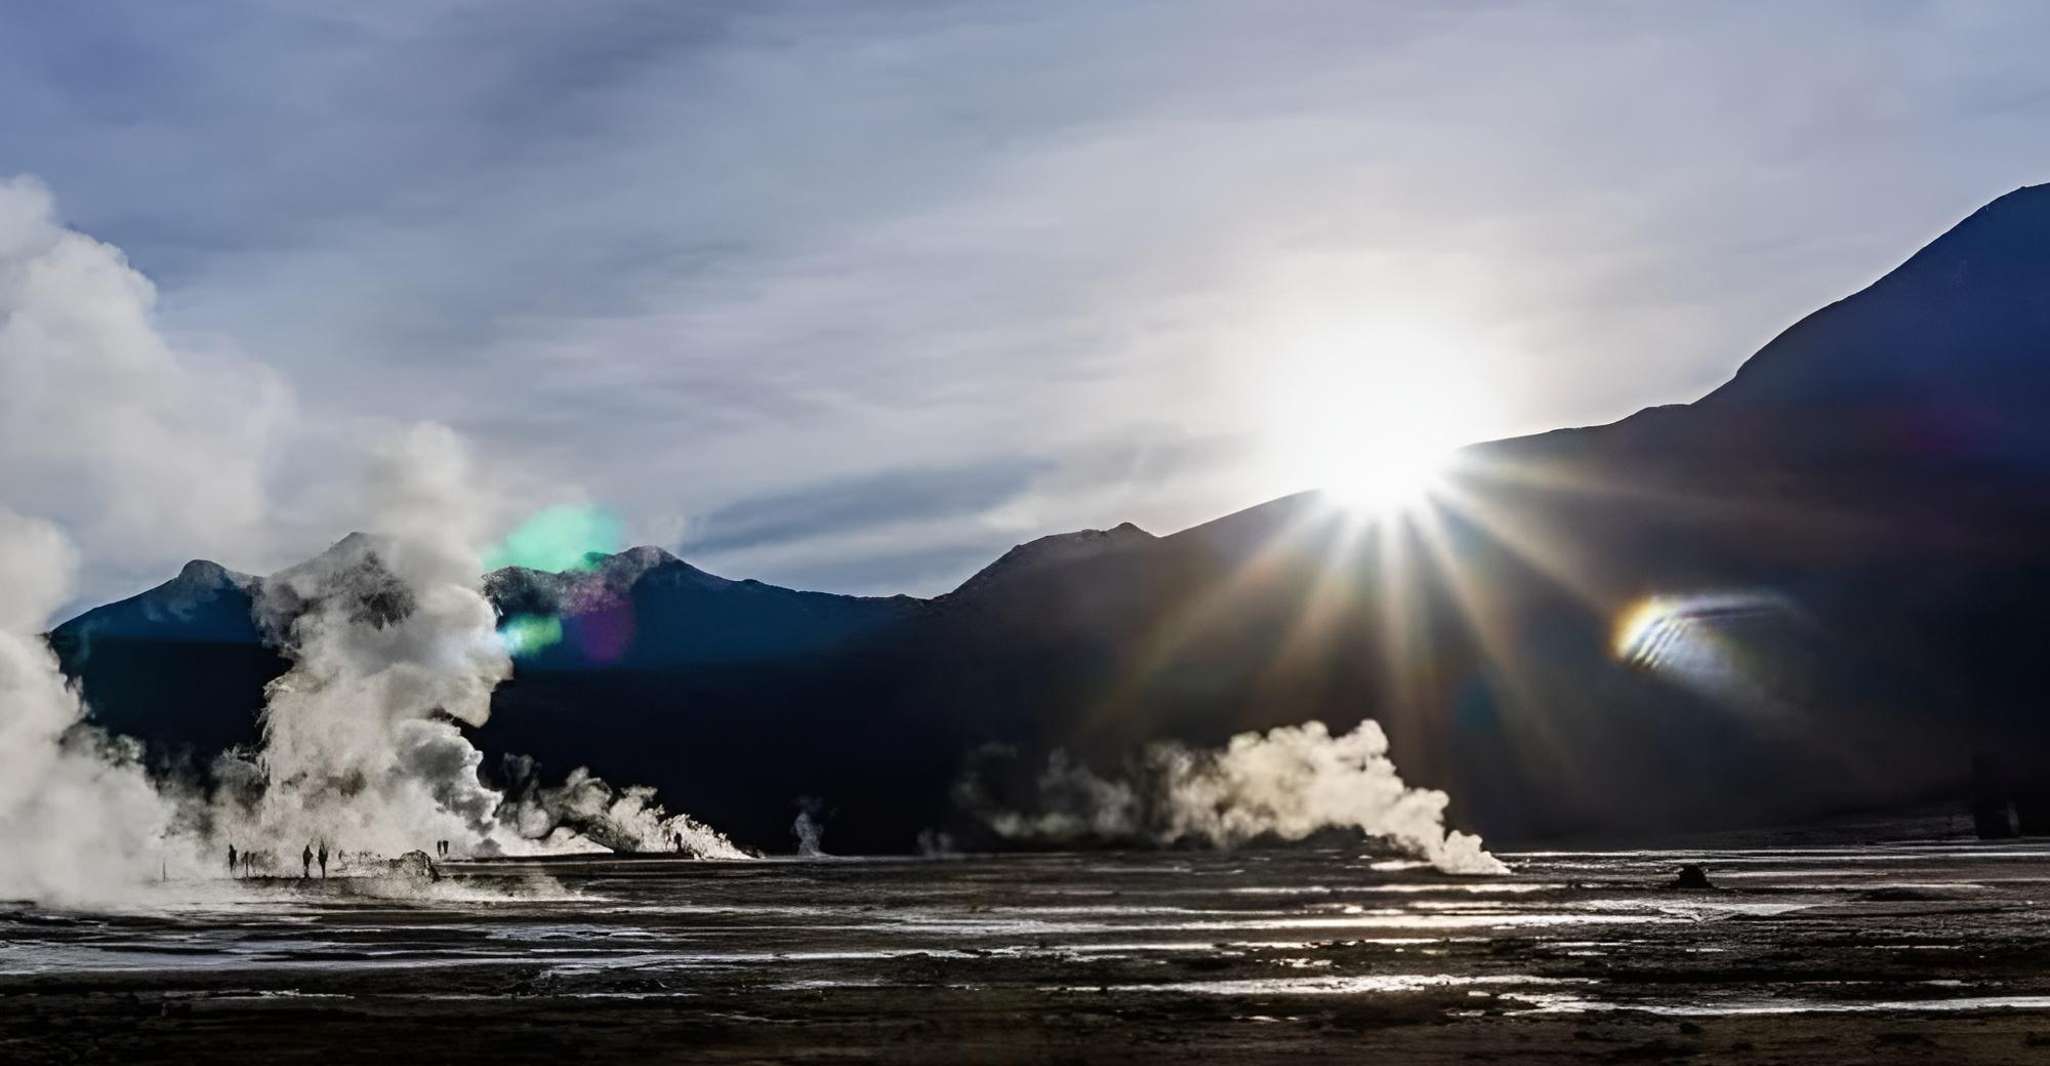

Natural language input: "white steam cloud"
[0,176,745,908]
[216,425,525,856]
[0,174,253,907]
[964,720,1508,876]
[211,425,748,862]
[505,766,748,859]
[0,511,199,908]
[0,175,287,598]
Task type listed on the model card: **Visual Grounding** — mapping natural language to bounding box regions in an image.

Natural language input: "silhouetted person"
[301,844,313,879]
[317,843,328,879]
[227,844,237,877]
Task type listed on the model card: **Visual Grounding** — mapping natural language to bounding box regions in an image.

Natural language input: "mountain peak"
[599,544,681,575]
[280,531,394,576]
[950,522,1156,597]
[1882,181,2050,286]
[173,558,252,589]
[326,530,380,555]
[487,544,721,619]
[263,531,391,589]
[1699,182,2050,427]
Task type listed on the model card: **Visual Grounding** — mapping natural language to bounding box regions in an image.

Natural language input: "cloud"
[0,174,574,607]
[7,3,2050,598]
[679,457,1052,557]
[676,433,1239,593]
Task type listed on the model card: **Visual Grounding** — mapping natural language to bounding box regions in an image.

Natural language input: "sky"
[6,1,2050,605]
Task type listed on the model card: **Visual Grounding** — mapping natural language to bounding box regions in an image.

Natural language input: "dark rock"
[385,850,440,883]
[1672,864,1713,890]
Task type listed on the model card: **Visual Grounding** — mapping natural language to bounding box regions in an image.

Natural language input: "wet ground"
[7,838,2050,1063]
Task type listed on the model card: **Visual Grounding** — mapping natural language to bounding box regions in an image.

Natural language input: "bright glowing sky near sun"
[7,3,2050,602]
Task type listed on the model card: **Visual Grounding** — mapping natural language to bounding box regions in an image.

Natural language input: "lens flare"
[1612,592,1788,669]
[499,613,565,658]
[485,504,624,574]
[1613,597,1674,663]
[488,504,629,657]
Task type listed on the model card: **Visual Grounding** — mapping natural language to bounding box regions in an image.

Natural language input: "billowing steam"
[0,176,747,909]
[0,512,200,908]
[0,176,286,597]
[211,425,527,855]
[499,762,748,859]
[210,426,748,861]
[0,177,242,907]
[961,720,1508,875]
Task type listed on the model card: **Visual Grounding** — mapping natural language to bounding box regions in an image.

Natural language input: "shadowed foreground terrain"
[6,837,2050,1063]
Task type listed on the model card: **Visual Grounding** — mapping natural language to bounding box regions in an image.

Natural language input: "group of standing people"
[225,838,463,879]
[224,841,327,880]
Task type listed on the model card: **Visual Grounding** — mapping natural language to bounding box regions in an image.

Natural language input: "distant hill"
[50,184,2050,852]
[485,544,919,669]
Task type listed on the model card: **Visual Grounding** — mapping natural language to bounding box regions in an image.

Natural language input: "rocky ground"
[5,841,2050,1063]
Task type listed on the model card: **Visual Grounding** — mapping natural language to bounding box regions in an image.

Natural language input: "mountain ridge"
[46,182,2050,851]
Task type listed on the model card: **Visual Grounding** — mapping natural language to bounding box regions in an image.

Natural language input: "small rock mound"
[385,850,441,883]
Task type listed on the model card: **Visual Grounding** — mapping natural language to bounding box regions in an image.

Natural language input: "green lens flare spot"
[486,504,625,573]
[499,613,565,658]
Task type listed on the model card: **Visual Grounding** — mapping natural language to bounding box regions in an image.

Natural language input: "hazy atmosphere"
[10,2,2050,603]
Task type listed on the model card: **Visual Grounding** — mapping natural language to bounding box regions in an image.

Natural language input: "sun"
[1260,316,1484,517]
[1320,446,1454,514]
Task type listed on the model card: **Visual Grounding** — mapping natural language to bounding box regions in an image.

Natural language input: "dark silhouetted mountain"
[486,545,919,668]
[48,184,2050,852]
[59,558,260,644]
[949,522,1156,598]
[50,533,924,794]
[48,559,281,768]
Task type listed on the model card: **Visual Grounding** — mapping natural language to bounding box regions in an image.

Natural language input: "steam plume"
[0,512,200,907]
[214,427,748,861]
[963,720,1507,875]
[214,425,520,854]
[0,177,747,907]
[499,762,748,858]
[791,797,828,858]
[0,175,267,905]
[0,175,285,598]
